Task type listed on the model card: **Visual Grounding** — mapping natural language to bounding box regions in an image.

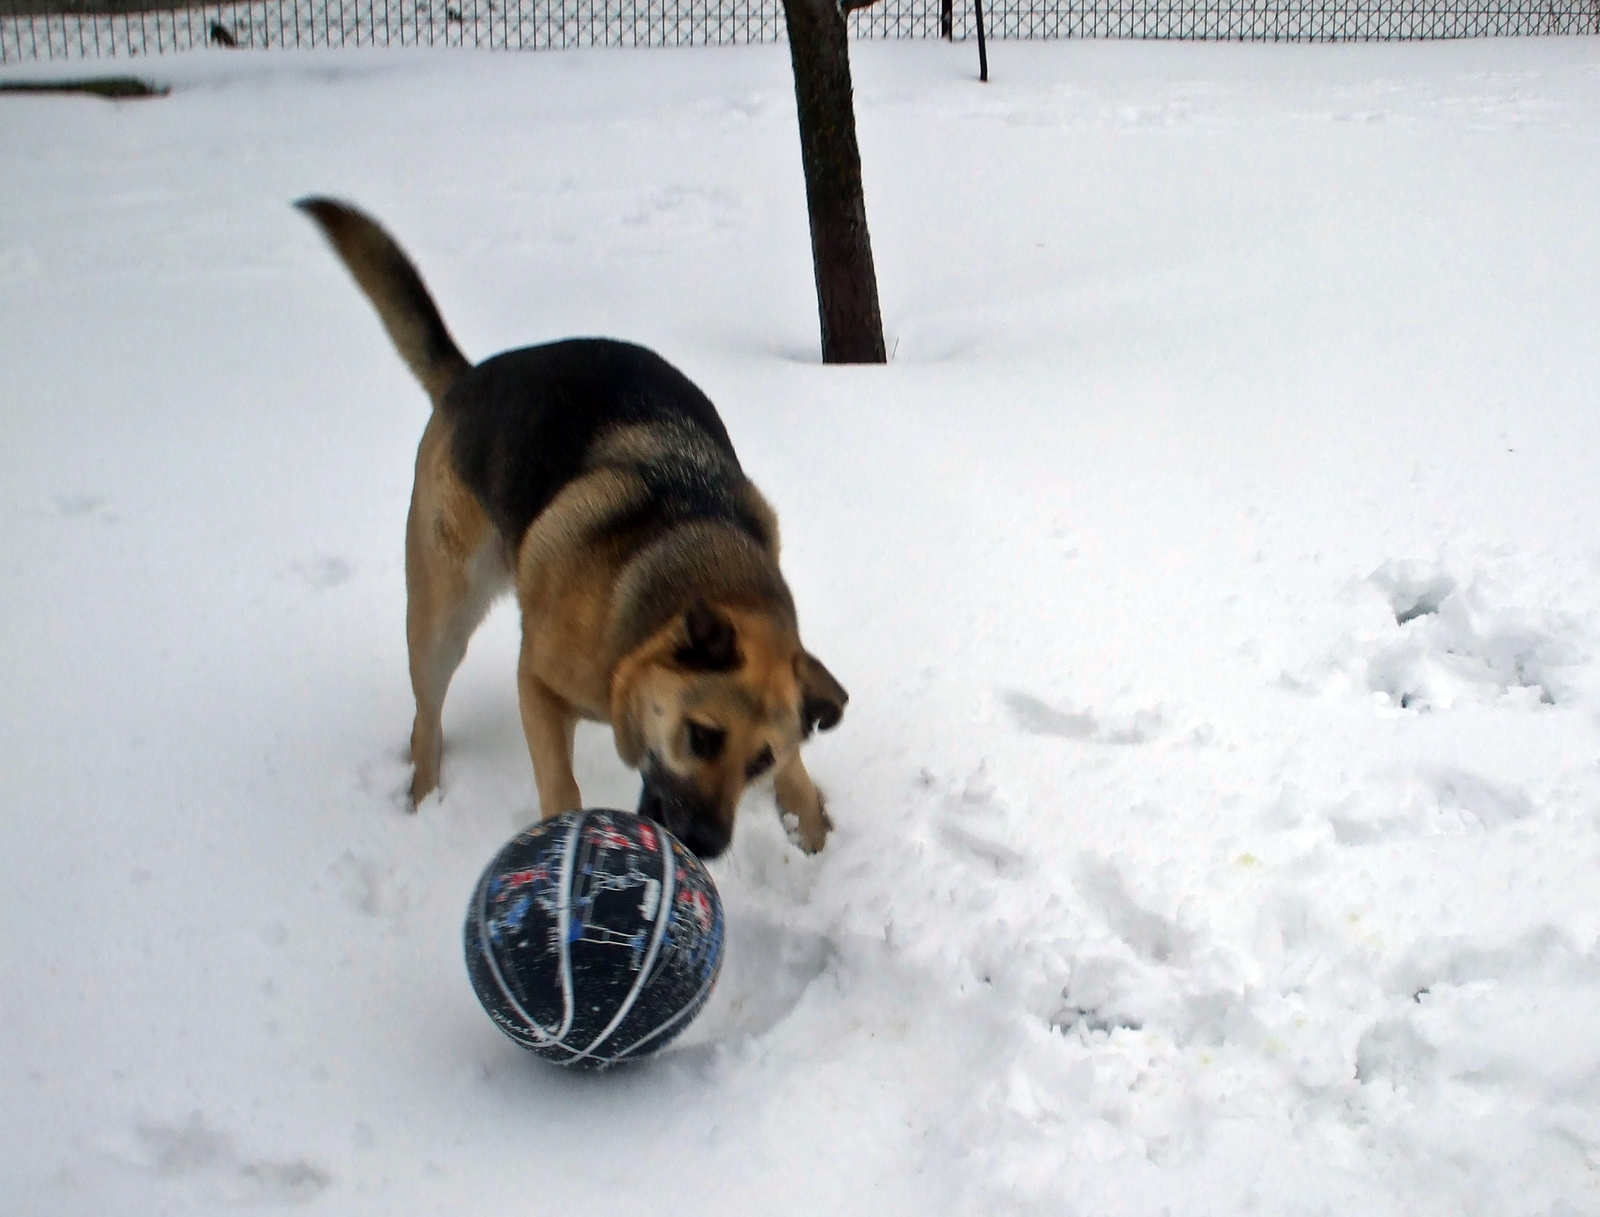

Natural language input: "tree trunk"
[781,0,887,365]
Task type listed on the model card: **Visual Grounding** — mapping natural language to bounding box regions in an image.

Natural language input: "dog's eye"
[745,745,775,782]
[686,720,727,762]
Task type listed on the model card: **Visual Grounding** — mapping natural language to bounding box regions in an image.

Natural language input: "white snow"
[5,34,1600,1216]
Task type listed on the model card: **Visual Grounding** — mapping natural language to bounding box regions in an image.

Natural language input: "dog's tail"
[295,197,470,407]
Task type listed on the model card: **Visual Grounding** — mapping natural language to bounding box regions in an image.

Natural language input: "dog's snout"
[636,773,729,859]
[679,818,731,860]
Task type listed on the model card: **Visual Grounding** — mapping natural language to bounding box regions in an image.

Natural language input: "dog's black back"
[445,339,744,546]
[293,200,757,554]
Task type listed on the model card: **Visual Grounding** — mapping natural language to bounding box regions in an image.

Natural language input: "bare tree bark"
[781,0,887,365]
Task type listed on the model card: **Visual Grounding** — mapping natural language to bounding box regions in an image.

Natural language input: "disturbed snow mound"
[1299,557,1591,711]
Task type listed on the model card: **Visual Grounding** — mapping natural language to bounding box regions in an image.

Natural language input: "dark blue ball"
[464,809,725,1069]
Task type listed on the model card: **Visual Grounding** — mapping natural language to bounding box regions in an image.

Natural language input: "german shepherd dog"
[298,198,847,859]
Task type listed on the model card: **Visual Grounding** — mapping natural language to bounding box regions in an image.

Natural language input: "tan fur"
[405,426,836,850]
[299,198,845,854]
[404,413,510,803]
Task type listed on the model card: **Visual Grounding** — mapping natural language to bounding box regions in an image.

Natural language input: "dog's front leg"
[517,656,582,819]
[774,752,832,854]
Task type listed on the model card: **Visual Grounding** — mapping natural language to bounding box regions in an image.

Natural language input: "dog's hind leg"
[405,417,507,807]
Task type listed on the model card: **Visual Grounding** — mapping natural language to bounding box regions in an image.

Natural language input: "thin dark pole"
[974,0,987,81]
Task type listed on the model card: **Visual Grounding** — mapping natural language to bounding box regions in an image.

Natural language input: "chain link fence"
[3,0,1596,62]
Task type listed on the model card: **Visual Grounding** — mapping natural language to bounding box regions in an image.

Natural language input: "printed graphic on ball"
[465,809,724,1069]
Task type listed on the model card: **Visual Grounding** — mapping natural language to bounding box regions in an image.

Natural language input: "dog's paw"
[782,800,832,855]
[407,771,438,812]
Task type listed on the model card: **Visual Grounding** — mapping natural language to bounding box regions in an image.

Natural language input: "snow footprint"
[931,764,1031,877]
[41,492,118,523]
[106,1112,331,1205]
[326,850,412,927]
[1002,690,1163,745]
[289,554,355,590]
[1326,768,1536,844]
[1050,862,1192,1036]
[1075,858,1194,967]
[619,186,742,241]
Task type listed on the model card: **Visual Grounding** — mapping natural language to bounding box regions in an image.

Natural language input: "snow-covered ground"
[5,34,1600,1216]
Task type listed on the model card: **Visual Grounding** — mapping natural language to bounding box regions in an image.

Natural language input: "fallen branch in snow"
[0,76,166,98]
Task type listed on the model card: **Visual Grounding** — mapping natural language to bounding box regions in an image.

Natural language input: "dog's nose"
[678,818,730,861]
[636,786,666,826]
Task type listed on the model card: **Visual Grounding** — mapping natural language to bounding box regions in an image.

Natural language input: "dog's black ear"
[798,651,848,736]
[674,601,741,672]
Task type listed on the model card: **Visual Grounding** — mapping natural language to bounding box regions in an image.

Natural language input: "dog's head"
[609,600,846,859]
